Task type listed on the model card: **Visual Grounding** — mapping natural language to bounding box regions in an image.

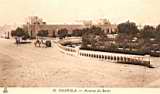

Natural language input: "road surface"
[0,38,160,87]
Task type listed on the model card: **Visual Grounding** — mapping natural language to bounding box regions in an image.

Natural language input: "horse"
[40,39,47,48]
[34,39,41,47]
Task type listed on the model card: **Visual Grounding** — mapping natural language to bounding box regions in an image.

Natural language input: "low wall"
[56,38,151,68]
[78,49,151,67]
[59,37,82,45]
[56,43,78,56]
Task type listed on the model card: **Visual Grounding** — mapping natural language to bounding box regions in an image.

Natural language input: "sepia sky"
[0,0,160,26]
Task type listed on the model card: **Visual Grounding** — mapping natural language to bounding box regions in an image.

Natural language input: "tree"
[81,26,106,49]
[140,25,156,39]
[58,28,68,39]
[156,24,160,32]
[154,25,160,41]
[52,30,56,37]
[118,21,139,34]
[37,30,48,37]
[72,29,83,37]
[142,25,155,32]
[11,27,30,40]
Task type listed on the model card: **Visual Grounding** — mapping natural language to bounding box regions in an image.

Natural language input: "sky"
[0,0,160,26]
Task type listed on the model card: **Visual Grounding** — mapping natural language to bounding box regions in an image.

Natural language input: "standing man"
[15,36,18,46]
[15,36,20,46]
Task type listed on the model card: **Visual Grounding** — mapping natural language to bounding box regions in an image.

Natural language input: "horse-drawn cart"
[34,38,52,47]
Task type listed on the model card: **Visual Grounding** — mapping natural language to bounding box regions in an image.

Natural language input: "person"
[15,37,19,46]
[17,37,21,44]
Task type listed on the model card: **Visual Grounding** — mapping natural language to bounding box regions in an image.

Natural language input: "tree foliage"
[156,24,160,32]
[81,22,160,57]
[11,27,30,40]
[37,30,49,37]
[71,29,85,37]
[118,21,139,34]
[58,28,68,39]
[52,30,56,37]
[81,26,107,49]
[140,25,156,39]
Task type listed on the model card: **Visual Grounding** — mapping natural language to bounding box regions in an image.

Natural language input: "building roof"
[39,24,86,31]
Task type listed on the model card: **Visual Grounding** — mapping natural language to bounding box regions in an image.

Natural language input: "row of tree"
[11,27,86,39]
[11,27,49,39]
[118,21,160,40]
[11,21,160,41]
[81,21,160,57]
[118,21,160,33]
[11,27,30,40]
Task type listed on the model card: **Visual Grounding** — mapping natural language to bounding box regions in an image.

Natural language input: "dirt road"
[0,38,160,87]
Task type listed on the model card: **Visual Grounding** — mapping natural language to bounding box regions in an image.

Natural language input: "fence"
[55,38,151,68]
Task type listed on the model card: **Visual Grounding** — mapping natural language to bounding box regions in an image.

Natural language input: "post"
[144,55,151,67]
[75,47,79,56]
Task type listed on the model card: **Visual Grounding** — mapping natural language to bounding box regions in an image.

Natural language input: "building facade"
[23,16,118,38]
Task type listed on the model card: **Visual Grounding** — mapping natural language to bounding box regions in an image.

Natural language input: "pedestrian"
[17,37,21,44]
[15,37,18,46]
